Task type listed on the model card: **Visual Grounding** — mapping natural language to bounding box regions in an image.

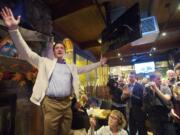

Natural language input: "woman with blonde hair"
[88,110,128,135]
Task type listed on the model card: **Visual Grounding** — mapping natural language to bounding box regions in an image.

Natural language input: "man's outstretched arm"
[77,57,107,74]
[0,7,41,67]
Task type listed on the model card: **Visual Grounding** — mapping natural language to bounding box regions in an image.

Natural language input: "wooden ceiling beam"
[94,0,106,25]
[104,36,180,58]
[159,21,180,31]
[107,52,169,66]
[81,24,180,50]
[46,0,94,20]
[147,0,155,16]
[80,39,100,49]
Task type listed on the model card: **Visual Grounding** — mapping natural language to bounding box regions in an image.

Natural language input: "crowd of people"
[106,64,180,135]
[71,66,180,135]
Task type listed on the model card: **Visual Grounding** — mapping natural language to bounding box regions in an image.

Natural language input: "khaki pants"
[42,96,72,135]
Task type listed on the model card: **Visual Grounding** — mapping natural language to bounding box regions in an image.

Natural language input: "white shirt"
[88,126,128,135]
[46,63,72,97]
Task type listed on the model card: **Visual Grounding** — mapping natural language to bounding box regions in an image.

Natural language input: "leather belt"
[46,95,70,101]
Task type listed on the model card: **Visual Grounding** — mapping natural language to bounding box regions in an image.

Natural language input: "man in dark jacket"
[121,72,147,135]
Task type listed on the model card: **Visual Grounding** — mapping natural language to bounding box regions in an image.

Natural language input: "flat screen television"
[102,3,142,52]
[134,61,155,74]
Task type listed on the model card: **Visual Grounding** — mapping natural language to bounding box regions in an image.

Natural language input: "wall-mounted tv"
[134,61,155,74]
[102,3,142,52]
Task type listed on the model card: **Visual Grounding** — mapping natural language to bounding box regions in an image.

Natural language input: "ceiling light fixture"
[118,53,121,56]
[178,4,180,10]
[161,32,167,36]
[97,38,102,44]
[152,47,156,51]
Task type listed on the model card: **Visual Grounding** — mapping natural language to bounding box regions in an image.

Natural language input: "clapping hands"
[122,85,132,98]
[149,81,158,93]
[89,117,96,128]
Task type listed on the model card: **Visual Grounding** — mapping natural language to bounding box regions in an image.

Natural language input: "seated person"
[70,95,89,135]
[88,110,128,135]
[107,79,126,116]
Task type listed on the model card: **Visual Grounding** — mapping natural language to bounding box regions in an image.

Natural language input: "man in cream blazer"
[0,7,107,135]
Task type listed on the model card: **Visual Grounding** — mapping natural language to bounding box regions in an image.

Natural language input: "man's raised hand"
[0,7,21,30]
[100,56,107,66]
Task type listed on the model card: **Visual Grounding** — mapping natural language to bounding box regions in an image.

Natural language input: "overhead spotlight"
[178,4,180,10]
[97,38,102,44]
[149,53,152,56]
[120,57,123,61]
[118,53,121,56]
[161,32,167,36]
[152,47,156,51]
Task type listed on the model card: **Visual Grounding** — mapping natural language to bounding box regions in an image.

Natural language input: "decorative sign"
[63,38,73,53]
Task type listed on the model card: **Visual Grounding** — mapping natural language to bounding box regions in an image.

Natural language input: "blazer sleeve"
[77,62,101,74]
[8,29,41,68]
